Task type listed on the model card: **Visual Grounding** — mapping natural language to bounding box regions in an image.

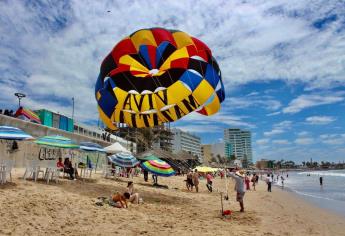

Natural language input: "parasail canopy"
[95,27,225,129]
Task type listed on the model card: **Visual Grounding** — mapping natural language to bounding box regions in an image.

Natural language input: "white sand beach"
[1,170,345,236]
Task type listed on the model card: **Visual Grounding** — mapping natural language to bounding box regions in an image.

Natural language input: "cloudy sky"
[1,0,345,162]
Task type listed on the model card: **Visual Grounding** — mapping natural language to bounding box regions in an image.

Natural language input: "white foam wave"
[293,189,337,202]
[298,171,345,178]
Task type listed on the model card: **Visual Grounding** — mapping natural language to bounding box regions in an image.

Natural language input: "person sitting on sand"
[111,192,129,208]
[192,169,200,193]
[126,181,140,204]
[229,170,246,212]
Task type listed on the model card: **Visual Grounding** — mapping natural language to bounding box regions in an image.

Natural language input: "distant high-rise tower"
[224,128,252,166]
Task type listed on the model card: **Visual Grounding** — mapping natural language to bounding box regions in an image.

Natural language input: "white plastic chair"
[23,160,45,182]
[0,164,5,184]
[44,160,59,184]
[3,160,14,183]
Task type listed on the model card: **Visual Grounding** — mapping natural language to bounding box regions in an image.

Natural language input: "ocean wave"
[298,171,345,177]
[293,190,338,202]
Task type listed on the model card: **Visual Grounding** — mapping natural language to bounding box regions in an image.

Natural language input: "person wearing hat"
[229,170,246,212]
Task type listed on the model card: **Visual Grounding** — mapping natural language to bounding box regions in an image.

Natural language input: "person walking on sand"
[206,172,213,192]
[192,169,199,192]
[229,170,246,212]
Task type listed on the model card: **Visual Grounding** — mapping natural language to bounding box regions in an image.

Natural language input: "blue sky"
[0,0,345,162]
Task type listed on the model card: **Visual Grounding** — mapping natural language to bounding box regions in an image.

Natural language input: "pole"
[72,97,75,120]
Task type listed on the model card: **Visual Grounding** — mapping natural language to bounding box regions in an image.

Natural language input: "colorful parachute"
[95,28,225,129]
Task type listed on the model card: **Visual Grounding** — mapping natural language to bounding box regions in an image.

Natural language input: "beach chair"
[44,160,59,184]
[23,160,45,182]
[0,163,5,184]
[3,160,14,183]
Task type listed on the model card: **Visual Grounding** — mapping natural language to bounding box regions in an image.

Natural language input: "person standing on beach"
[192,169,199,192]
[245,175,251,190]
[251,174,256,191]
[186,170,194,191]
[319,176,323,186]
[266,174,272,192]
[229,170,246,212]
[280,176,285,188]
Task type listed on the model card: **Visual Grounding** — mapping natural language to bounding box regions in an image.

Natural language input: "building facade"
[224,128,253,166]
[172,128,202,160]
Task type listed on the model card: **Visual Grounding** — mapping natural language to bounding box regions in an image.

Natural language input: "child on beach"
[111,192,129,208]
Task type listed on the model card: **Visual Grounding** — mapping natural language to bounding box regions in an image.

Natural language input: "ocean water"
[273,170,345,217]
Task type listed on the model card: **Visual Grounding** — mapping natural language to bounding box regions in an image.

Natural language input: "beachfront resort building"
[201,142,225,164]
[224,128,253,167]
[172,128,202,160]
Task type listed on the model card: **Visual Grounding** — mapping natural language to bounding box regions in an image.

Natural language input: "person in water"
[319,176,323,186]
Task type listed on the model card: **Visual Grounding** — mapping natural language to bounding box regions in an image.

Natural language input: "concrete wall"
[0,114,111,167]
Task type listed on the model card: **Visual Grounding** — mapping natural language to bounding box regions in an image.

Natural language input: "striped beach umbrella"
[108,152,139,168]
[35,135,79,149]
[80,142,106,152]
[141,159,175,177]
[0,126,34,140]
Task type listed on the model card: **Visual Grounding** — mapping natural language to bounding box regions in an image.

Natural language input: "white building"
[224,128,252,165]
[172,128,202,159]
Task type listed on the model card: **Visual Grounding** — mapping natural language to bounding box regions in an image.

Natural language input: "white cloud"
[283,92,345,114]
[256,138,270,145]
[264,120,292,137]
[295,137,314,145]
[266,111,281,116]
[225,95,282,111]
[305,116,336,125]
[320,134,345,145]
[272,139,290,145]
[297,131,309,136]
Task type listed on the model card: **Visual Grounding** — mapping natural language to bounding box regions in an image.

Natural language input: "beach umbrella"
[195,166,217,173]
[0,126,34,140]
[35,135,79,149]
[79,142,106,171]
[141,159,175,177]
[79,142,106,152]
[108,152,139,168]
[104,142,130,154]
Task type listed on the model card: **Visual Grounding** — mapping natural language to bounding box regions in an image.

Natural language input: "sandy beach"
[1,170,345,236]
